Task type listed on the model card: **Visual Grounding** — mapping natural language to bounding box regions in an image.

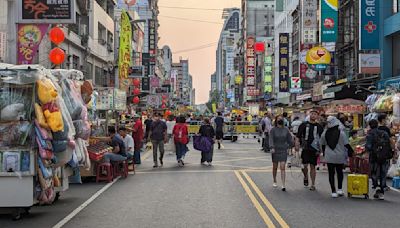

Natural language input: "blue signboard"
[359,0,380,50]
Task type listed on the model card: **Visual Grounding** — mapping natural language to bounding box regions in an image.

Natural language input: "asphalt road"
[1,138,400,228]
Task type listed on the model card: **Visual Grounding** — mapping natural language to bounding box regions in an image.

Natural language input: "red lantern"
[161,104,166,109]
[49,27,65,45]
[133,78,140,87]
[133,96,140,104]
[49,47,65,65]
[133,88,140,95]
[165,110,172,116]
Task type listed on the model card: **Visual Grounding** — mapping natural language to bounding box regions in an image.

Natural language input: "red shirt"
[132,119,144,149]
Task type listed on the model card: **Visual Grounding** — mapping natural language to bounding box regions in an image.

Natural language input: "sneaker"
[153,164,158,168]
[178,160,183,167]
[373,189,380,199]
[218,143,221,149]
[159,159,163,167]
[378,193,385,200]
[201,162,206,165]
[304,179,309,187]
[331,193,338,198]
[281,187,286,192]
[273,183,278,188]
[337,189,344,197]
[310,186,316,191]
[207,162,212,166]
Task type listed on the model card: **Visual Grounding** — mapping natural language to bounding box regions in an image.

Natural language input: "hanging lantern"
[133,78,140,87]
[162,94,167,99]
[133,88,140,95]
[161,104,166,109]
[49,47,65,65]
[49,27,65,45]
[133,96,140,104]
[255,42,265,53]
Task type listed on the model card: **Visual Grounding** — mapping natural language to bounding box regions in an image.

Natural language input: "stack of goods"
[87,138,113,162]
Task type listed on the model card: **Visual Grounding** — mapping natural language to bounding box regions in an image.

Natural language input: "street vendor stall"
[324,99,367,130]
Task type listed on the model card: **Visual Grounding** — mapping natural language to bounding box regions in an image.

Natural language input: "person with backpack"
[150,113,168,168]
[320,116,354,198]
[366,119,393,200]
[296,110,323,191]
[198,118,215,166]
[377,113,393,191]
[214,112,225,149]
[173,116,189,167]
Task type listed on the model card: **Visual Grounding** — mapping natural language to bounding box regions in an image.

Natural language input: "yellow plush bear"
[37,78,58,105]
[36,78,64,132]
[43,109,64,132]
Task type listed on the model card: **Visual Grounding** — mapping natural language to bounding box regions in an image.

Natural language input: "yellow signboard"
[188,125,201,134]
[234,125,257,134]
[118,10,132,83]
[306,46,332,65]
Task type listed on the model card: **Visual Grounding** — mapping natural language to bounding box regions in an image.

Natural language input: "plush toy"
[37,78,58,105]
[44,109,64,132]
[0,103,25,121]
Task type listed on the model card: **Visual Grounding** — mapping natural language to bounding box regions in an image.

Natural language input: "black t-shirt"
[150,120,167,141]
[145,119,153,131]
[297,121,323,147]
[378,126,391,137]
[111,134,126,156]
[199,124,215,138]
[214,116,224,132]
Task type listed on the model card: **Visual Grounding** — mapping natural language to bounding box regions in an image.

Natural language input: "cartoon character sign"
[17,24,48,64]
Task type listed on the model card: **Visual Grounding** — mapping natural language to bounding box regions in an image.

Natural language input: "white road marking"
[52,177,120,228]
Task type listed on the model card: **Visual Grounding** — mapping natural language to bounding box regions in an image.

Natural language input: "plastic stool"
[112,160,128,178]
[127,157,136,174]
[96,163,113,183]
[392,176,400,189]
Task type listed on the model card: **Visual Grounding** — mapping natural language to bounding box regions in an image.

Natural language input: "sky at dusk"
[158,0,241,104]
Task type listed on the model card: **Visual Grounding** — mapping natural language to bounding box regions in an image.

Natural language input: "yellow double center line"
[234,170,289,228]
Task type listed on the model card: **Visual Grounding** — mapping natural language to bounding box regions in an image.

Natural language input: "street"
[1,138,399,228]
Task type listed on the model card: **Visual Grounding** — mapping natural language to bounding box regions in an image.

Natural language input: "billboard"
[264,56,273,93]
[278,33,290,92]
[320,0,338,42]
[359,0,380,50]
[359,53,380,74]
[18,0,75,24]
[302,0,318,44]
[118,11,132,91]
[17,24,49,65]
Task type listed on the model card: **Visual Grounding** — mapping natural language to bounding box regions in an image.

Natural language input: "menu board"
[113,89,127,111]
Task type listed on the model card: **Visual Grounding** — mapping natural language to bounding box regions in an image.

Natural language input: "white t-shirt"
[166,121,176,134]
[123,134,134,154]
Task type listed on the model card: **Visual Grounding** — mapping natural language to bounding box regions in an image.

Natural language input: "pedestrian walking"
[173,116,189,167]
[377,113,393,191]
[291,116,302,135]
[366,119,393,200]
[320,116,353,198]
[214,112,224,149]
[144,114,153,142]
[297,110,323,191]
[131,114,143,164]
[198,118,215,166]
[166,115,177,155]
[260,112,272,152]
[150,113,168,168]
[269,116,293,191]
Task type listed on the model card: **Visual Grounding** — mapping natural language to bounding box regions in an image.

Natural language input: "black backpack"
[372,130,393,164]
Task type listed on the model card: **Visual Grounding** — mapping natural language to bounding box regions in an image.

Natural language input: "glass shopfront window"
[394,0,400,14]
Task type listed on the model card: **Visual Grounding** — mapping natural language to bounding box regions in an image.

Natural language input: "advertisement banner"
[118,10,132,83]
[279,33,290,92]
[302,0,318,44]
[246,37,255,86]
[290,77,302,93]
[359,53,381,74]
[150,76,160,88]
[264,55,273,93]
[359,0,380,50]
[18,0,75,24]
[17,24,48,65]
[320,0,338,42]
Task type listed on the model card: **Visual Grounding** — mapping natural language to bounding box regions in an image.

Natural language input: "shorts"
[216,130,224,140]
[301,149,318,166]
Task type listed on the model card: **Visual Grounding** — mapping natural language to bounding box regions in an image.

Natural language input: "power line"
[159,15,224,24]
[173,42,218,54]
[158,5,223,11]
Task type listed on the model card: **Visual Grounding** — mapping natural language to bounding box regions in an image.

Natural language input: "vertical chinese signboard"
[17,24,48,64]
[148,19,156,56]
[320,0,338,42]
[18,0,75,24]
[302,0,318,44]
[264,56,273,93]
[279,33,289,92]
[359,0,380,50]
[246,37,255,87]
[118,10,132,90]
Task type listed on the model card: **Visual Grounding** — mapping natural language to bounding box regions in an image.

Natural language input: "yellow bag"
[34,103,49,129]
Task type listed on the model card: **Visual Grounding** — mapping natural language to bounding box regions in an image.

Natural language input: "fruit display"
[87,141,112,161]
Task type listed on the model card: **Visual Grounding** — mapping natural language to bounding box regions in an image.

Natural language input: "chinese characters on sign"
[19,0,74,24]
[148,19,156,56]
[279,33,289,92]
[359,0,380,50]
[264,56,273,93]
[118,11,132,91]
[246,37,255,87]
[17,24,48,64]
[335,105,366,114]
[302,0,318,43]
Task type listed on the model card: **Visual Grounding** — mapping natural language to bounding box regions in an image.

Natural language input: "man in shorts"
[296,110,323,190]
[214,112,224,149]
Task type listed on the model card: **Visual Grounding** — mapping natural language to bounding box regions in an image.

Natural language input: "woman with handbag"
[320,116,354,198]
[173,116,189,167]
[198,118,215,166]
[269,116,293,191]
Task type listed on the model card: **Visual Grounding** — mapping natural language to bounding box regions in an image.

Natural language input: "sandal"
[304,179,309,187]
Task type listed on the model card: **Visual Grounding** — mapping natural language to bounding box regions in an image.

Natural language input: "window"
[72,55,80,70]
[394,0,400,14]
[85,62,93,80]
[95,66,105,86]
[107,31,113,49]
[98,23,106,45]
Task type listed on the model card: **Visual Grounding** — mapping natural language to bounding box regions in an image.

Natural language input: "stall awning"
[324,85,343,94]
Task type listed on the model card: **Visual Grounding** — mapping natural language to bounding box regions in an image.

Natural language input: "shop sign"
[296,93,312,101]
[322,83,334,99]
[264,55,273,93]
[300,44,313,79]
[246,37,256,86]
[118,10,132,81]
[335,104,366,114]
[359,0,380,50]
[306,46,332,70]
[0,32,6,61]
[148,19,156,56]
[312,81,324,101]
[147,95,161,107]
[279,33,290,92]
[17,24,48,65]
[290,77,302,94]
[150,76,160,87]
[18,0,75,24]
[302,0,318,44]
[97,88,114,110]
[359,53,380,74]
[320,0,338,42]
[113,89,127,111]
[247,87,260,97]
